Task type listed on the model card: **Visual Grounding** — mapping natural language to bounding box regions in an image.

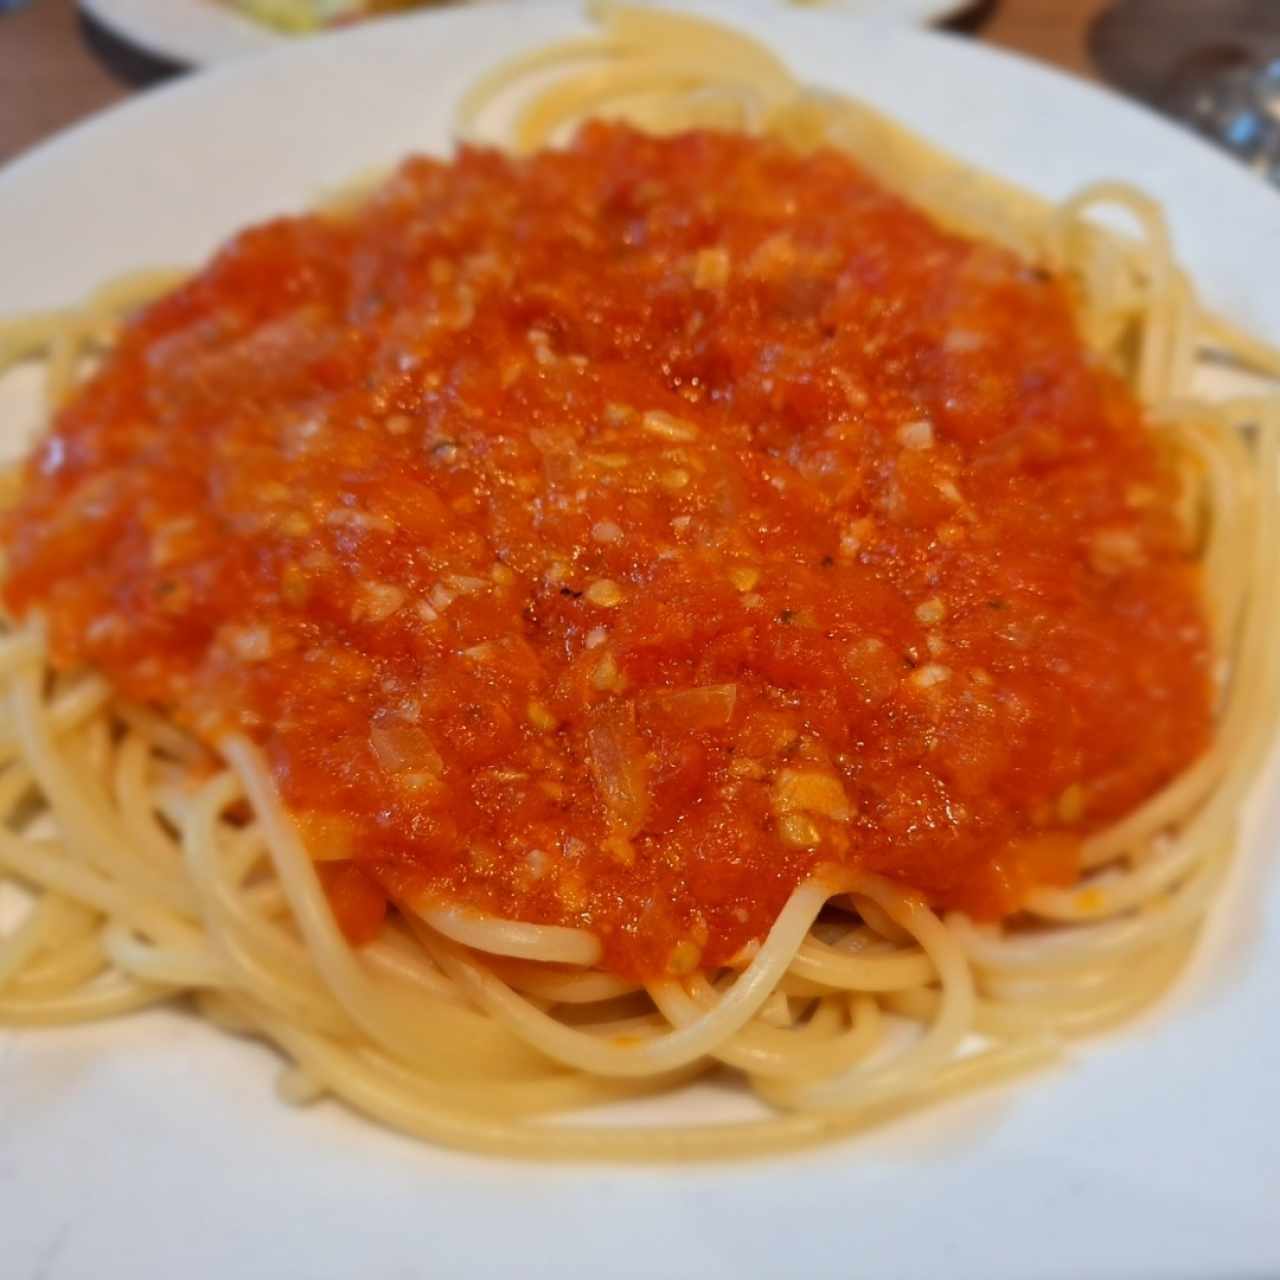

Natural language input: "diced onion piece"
[588,703,649,837]
[592,650,625,692]
[369,722,444,775]
[773,769,852,822]
[897,419,934,450]
[777,813,821,848]
[527,701,559,732]
[355,581,405,622]
[908,663,951,689]
[915,596,947,625]
[294,811,357,862]
[649,683,738,731]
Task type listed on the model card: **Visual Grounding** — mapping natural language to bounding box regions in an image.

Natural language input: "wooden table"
[1,0,1109,163]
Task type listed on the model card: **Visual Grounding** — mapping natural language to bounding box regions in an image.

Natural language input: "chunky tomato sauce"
[4,124,1212,979]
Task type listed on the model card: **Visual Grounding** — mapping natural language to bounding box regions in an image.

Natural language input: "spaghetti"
[0,5,1277,1158]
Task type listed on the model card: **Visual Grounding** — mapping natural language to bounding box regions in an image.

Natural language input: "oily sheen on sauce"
[2,125,1211,980]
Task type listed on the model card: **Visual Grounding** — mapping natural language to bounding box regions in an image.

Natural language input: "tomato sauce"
[3,124,1212,979]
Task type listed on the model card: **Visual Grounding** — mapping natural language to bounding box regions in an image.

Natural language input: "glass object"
[1090,0,1280,185]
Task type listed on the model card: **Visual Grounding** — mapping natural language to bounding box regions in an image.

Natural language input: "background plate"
[4,4,1280,1278]
[78,0,980,67]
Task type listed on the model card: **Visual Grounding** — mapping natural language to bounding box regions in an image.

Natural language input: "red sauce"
[3,124,1212,979]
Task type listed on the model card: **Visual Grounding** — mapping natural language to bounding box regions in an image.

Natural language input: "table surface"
[2,0,1109,164]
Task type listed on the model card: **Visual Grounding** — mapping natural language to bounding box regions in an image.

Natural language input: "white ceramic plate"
[79,0,979,67]
[4,5,1280,1278]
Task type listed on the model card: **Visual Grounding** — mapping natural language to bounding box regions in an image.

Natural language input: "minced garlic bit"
[661,468,691,490]
[667,939,703,975]
[326,507,392,532]
[602,833,635,866]
[642,409,699,442]
[589,452,629,470]
[1089,528,1145,575]
[915,596,947,626]
[150,516,197,568]
[585,578,624,607]
[839,517,873,559]
[943,329,985,353]
[692,246,730,289]
[746,233,796,279]
[584,626,608,650]
[226,624,272,662]
[427,437,460,464]
[280,563,309,606]
[728,565,760,592]
[1057,783,1086,824]
[591,520,624,544]
[897,419,935,450]
[773,769,853,822]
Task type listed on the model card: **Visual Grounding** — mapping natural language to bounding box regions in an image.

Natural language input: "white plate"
[4,5,1280,1278]
[80,0,978,67]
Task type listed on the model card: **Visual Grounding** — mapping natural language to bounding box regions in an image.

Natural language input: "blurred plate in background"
[79,0,980,69]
